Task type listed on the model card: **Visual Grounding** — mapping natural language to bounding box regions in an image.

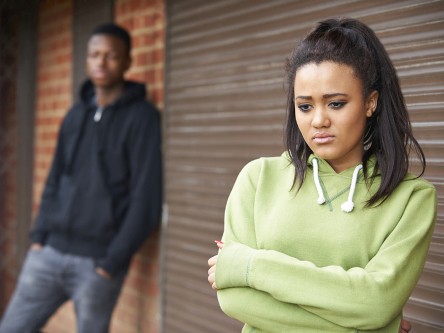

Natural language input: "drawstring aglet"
[94,107,104,122]
[341,201,354,212]
[341,164,363,213]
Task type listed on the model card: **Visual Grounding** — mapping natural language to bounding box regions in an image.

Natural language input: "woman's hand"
[399,318,411,333]
[208,240,224,290]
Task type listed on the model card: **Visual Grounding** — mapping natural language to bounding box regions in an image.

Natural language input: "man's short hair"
[91,23,131,55]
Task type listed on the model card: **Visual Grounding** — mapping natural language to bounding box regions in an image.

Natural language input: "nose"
[312,107,330,128]
[96,55,106,67]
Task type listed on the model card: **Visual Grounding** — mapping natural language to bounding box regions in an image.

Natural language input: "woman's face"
[294,61,377,173]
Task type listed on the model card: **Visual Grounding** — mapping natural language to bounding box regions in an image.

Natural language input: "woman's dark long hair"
[285,18,425,206]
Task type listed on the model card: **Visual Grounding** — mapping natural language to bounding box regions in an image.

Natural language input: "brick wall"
[0,7,19,314]
[32,0,165,332]
[116,0,165,109]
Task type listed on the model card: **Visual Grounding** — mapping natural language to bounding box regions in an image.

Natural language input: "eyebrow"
[295,93,349,100]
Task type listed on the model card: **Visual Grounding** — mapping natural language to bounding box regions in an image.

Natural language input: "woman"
[208,18,436,333]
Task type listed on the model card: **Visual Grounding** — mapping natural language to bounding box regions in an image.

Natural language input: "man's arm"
[98,104,162,276]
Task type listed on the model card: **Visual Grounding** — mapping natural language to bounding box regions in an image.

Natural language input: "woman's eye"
[297,104,312,112]
[329,101,346,109]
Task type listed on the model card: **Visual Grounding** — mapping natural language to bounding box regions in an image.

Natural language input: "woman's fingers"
[208,254,218,266]
[207,241,224,290]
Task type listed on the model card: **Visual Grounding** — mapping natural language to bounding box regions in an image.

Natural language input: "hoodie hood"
[78,80,147,109]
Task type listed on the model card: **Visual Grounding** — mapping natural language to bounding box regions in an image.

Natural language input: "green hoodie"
[216,153,436,333]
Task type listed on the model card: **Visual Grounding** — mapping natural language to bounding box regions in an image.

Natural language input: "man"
[0,23,162,333]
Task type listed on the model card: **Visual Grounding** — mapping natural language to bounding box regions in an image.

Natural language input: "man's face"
[86,34,131,89]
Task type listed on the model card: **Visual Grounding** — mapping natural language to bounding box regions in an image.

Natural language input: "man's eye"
[107,54,119,61]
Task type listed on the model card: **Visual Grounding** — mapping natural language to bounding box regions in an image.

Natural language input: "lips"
[313,133,334,144]
[92,70,108,79]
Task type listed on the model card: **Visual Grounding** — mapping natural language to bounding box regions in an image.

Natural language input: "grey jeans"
[0,245,126,333]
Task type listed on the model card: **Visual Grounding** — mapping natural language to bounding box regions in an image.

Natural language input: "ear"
[365,90,378,118]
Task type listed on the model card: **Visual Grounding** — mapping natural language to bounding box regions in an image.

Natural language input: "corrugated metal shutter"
[162,1,444,332]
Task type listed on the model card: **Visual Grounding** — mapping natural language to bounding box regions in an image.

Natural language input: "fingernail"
[214,240,224,244]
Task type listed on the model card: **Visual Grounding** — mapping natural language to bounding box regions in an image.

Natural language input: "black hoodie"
[31,80,162,275]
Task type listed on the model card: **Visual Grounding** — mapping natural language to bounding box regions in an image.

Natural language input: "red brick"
[155,47,164,62]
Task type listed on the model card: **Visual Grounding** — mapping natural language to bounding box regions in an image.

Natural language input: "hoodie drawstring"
[312,158,326,204]
[94,107,104,122]
[312,158,362,213]
[341,164,363,213]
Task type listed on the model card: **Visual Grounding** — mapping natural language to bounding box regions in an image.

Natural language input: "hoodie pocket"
[70,187,117,241]
[39,175,76,231]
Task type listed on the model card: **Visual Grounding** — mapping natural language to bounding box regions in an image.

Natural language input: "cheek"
[295,114,311,142]
[295,111,308,130]
[294,109,302,126]
[111,62,128,74]
[341,112,367,138]
[86,60,94,72]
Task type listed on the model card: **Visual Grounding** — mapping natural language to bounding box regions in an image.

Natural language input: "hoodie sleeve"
[216,162,436,331]
[99,103,162,276]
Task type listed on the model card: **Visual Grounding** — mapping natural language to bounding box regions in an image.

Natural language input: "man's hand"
[30,243,43,251]
[96,267,112,280]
